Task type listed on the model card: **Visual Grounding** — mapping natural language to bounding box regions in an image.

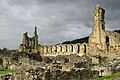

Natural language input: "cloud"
[0,0,119,49]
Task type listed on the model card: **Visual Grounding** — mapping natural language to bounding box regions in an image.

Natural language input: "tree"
[2,47,9,52]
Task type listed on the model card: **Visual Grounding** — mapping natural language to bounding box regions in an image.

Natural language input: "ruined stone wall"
[88,4,120,56]
[38,43,88,56]
[106,31,120,55]
[19,27,38,53]
[89,4,107,54]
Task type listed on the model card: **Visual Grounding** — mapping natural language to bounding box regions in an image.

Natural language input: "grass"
[93,72,120,80]
[0,69,16,74]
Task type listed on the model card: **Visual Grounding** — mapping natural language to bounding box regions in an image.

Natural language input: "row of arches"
[39,43,87,55]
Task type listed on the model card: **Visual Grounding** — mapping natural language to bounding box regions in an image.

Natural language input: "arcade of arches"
[37,43,88,56]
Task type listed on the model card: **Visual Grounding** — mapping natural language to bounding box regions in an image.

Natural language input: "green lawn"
[0,69,16,74]
[93,72,120,80]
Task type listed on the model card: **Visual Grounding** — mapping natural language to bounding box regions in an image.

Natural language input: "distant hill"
[114,29,120,33]
[61,29,120,44]
[62,36,89,44]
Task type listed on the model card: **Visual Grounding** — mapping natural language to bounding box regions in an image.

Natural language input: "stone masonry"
[89,4,120,56]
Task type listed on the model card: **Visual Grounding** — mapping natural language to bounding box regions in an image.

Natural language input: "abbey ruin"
[0,4,120,80]
[18,4,120,57]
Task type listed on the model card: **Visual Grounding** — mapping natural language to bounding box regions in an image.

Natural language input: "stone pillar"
[62,45,65,54]
[60,45,62,53]
[67,45,71,53]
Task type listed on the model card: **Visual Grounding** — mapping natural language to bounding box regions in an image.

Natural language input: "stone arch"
[42,46,44,53]
[77,45,80,53]
[55,46,57,52]
[46,46,48,53]
[71,45,73,52]
[83,44,87,53]
[50,46,52,52]
[65,45,68,52]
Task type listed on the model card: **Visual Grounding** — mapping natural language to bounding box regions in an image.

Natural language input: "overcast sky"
[0,0,120,49]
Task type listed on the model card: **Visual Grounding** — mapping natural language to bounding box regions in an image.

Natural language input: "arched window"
[106,36,109,52]
[33,39,35,49]
[26,39,29,48]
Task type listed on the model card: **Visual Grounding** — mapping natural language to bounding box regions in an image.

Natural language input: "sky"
[0,0,120,49]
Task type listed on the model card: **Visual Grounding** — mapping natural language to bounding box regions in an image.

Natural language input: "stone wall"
[106,31,120,55]
[38,43,88,56]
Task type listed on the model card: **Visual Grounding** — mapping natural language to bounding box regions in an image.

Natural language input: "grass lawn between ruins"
[93,72,120,80]
[0,69,16,74]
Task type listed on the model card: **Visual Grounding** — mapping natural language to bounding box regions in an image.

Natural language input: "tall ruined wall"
[37,43,88,56]
[89,4,120,56]
[89,4,107,54]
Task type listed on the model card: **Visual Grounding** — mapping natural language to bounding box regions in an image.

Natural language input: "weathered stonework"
[19,4,120,57]
[19,27,38,53]
[89,4,120,56]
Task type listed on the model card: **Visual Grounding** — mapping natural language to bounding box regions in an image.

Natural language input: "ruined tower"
[89,4,107,53]
[19,26,38,53]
